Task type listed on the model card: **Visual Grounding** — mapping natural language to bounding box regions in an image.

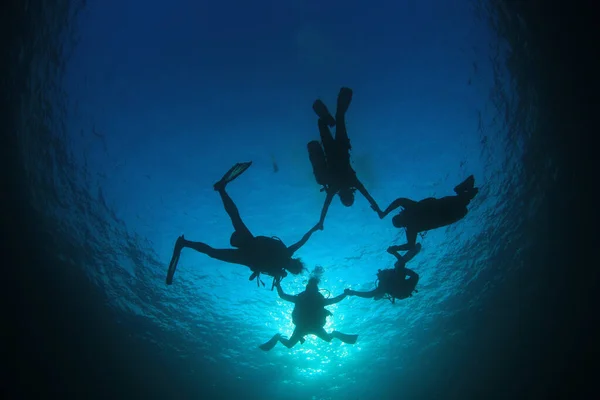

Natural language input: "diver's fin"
[312,100,336,127]
[214,161,252,191]
[336,87,353,116]
[166,235,185,285]
[259,334,281,352]
[332,331,358,344]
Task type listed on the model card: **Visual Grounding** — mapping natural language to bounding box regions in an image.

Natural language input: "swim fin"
[336,87,353,116]
[312,100,336,127]
[332,331,358,344]
[214,161,252,191]
[259,334,281,351]
[166,235,185,285]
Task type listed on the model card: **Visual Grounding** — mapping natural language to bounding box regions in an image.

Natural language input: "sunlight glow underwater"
[266,291,357,370]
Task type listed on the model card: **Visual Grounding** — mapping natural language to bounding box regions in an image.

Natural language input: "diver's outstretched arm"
[317,191,335,229]
[402,242,422,264]
[387,247,404,262]
[275,282,297,303]
[405,268,419,280]
[353,178,381,213]
[324,292,347,306]
[391,243,422,270]
[288,224,320,255]
[389,229,419,252]
[347,288,382,299]
[380,197,418,218]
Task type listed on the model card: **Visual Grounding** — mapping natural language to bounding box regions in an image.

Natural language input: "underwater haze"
[6,0,550,399]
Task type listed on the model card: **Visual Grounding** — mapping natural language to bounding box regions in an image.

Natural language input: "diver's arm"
[275,283,296,303]
[353,178,381,213]
[387,247,404,262]
[402,242,422,264]
[388,229,419,252]
[288,224,320,255]
[324,292,348,306]
[405,268,419,280]
[317,191,335,229]
[380,197,418,218]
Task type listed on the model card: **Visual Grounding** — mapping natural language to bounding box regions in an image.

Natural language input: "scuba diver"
[166,161,320,289]
[259,276,358,351]
[307,87,382,229]
[377,175,479,252]
[347,243,422,303]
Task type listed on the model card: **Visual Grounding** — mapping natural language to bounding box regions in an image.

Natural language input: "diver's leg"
[312,328,334,342]
[259,333,282,351]
[331,330,358,344]
[167,237,251,285]
[318,118,336,156]
[215,187,253,241]
[334,87,353,150]
[279,329,304,349]
[183,239,249,266]
[312,99,336,127]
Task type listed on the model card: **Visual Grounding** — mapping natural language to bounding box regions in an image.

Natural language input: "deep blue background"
[4,0,597,399]
[59,1,507,398]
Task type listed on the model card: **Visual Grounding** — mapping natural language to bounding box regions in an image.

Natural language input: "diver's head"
[286,258,306,275]
[339,188,355,207]
[306,276,320,292]
[392,211,408,228]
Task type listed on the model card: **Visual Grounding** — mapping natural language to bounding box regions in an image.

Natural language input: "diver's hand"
[372,206,385,219]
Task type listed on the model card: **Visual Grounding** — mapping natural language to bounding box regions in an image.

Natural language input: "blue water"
[13,0,536,398]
